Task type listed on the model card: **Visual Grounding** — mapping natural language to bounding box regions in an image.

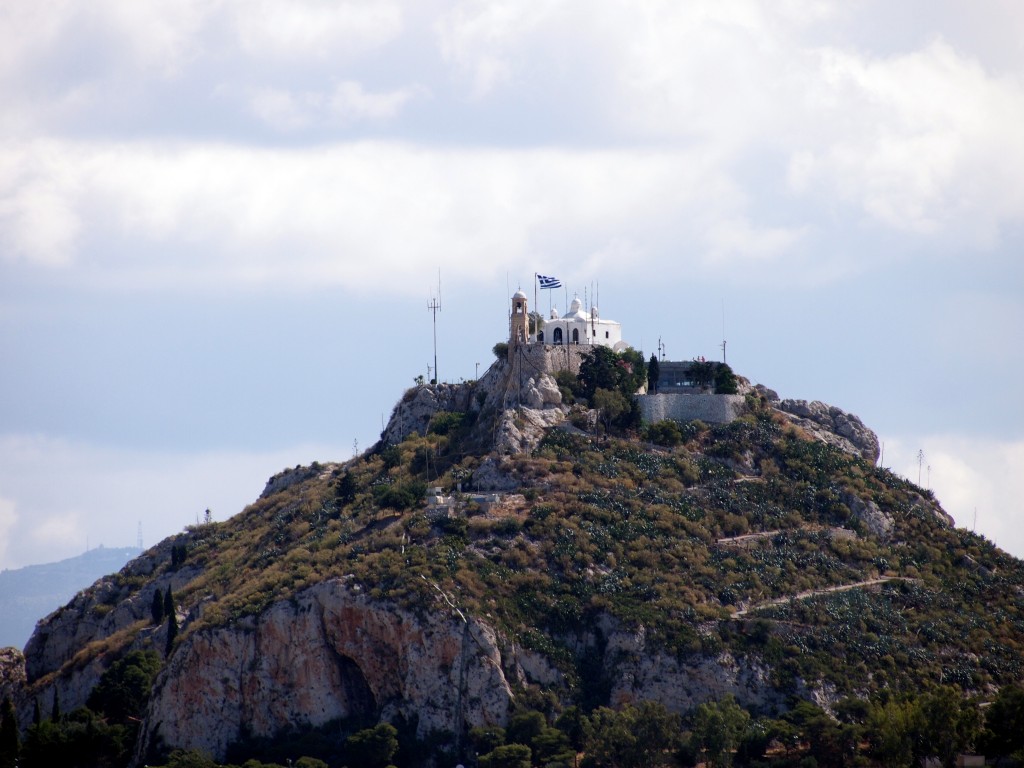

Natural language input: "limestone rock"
[536,374,562,406]
[842,492,894,537]
[381,381,476,446]
[776,399,880,463]
[494,406,568,455]
[0,648,26,720]
[471,457,519,492]
[136,579,513,762]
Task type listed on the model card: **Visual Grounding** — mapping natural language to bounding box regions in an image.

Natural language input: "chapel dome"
[513,290,527,300]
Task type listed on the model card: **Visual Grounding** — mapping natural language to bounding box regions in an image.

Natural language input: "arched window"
[553,327,563,345]
[572,328,579,344]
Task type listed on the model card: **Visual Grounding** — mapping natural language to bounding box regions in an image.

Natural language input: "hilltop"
[2,347,1023,767]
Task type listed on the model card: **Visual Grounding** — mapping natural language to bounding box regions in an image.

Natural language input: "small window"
[605,331,609,338]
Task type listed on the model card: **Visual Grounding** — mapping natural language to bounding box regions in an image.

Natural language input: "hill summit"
[2,347,1023,768]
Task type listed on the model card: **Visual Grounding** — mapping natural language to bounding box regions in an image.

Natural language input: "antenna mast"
[720,299,727,364]
[427,271,441,384]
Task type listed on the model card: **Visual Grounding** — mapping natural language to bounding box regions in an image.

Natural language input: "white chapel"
[513,291,626,351]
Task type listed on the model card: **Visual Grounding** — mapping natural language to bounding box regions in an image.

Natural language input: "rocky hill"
[2,351,1023,767]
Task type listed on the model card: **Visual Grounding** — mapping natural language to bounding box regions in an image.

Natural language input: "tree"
[592,388,629,431]
[151,589,165,624]
[50,689,61,723]
[87,650,162,724]
[469,725,506,755]
[0,696,19,768]
[577,346,646,403]
[714,363,738,395]
[478,743,531,768]
[165,587,178,656]
[506,710,545,748]
[785,701,861,768]
[980,683,1024,760]
[914,688,981,768]
[585,701,682,768]
[530,726,573,765]
[647,354,660,393]
[344,722,399,768]
[865,698,918,768]
[528,311,544,337]
[691,695,750,768]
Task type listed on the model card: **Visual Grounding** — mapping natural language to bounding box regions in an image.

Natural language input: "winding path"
[730,576,914,619]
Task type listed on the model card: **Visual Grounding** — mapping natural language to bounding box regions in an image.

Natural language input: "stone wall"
[636,393,745,425]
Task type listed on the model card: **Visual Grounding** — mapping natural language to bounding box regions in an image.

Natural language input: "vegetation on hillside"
[12,355,1024,767]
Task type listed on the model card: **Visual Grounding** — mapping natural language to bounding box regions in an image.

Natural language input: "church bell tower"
[509,290,529,356]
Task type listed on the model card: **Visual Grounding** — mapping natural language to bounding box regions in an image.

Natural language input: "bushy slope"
[42,397,1023,703]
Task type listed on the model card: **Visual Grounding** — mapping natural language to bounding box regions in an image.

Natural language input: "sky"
[1,0,1022,571]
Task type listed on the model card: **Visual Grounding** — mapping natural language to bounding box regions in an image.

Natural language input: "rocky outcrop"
[775,399,880,463]
[842,492,894,537]
[0,648,25,713]
[135,579,514,762]
[494,406,568,455]
[381,381,479,446]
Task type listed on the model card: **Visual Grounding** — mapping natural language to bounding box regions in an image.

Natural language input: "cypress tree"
[151,589,165,624]
[0,696,19,768]
[51,689,60,722]
[165,586,178,656]
[32,697,40,726]
[647,354,660,394]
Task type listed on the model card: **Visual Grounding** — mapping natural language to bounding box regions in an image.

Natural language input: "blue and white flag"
[537,274,561,289]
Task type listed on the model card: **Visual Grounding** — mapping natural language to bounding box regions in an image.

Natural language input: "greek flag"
[537,274,561,289]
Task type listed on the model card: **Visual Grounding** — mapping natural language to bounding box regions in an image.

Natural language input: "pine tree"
[151,589,165,624]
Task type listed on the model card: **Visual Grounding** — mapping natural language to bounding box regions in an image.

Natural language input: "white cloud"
[231,0,403,60]
[791,39,1024,242]
[436,1,557,97]
[0,497,17,568]
[249,81,420,132]
[0,139,750,291]
[0,434,350,571]
[881,434,1024,560]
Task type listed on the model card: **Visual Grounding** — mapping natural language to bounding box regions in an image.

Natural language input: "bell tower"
[509,290,529,354]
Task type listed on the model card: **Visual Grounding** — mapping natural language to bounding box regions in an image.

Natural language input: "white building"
[534,294,626,351]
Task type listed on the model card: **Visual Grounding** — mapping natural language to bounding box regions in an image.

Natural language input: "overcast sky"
[1,0,1022,570]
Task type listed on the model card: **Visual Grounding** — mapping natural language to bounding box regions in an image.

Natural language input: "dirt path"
[730,576,912,619]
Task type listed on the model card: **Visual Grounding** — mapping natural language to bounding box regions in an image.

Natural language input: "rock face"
[380,359,567,457]
[775,399,881,463]
[842,492,894,537]
[0,648,25,711]
[137,579,514,763]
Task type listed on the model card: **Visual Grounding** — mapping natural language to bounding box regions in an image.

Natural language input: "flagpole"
[533,273,538,343]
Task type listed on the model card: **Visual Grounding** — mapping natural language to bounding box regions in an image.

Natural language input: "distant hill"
[0,546,140,649]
